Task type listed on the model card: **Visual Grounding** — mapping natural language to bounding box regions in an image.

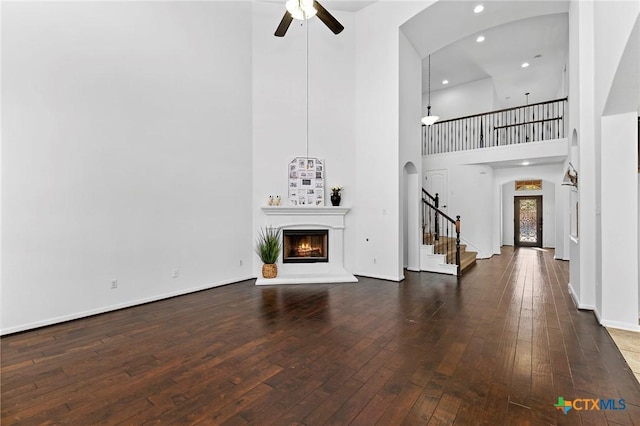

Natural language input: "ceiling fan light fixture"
[286,0,317,20]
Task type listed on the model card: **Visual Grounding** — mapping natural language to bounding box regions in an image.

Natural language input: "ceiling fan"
[275,0,344,37]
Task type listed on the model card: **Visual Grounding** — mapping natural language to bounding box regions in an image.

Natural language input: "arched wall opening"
[402,162,420,272]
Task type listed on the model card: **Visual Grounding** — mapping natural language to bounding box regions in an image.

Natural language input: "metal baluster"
[470,117,474,150]
[552,102,560,139]
[455,216,461,275]
[546,102,550,140]
[531,105,535,142]
[509,110,516,145]
[453,120,456,152]
[490,113,494,146]
[422,198,424,243]
[561,100,565,138]
[445,219,449,262]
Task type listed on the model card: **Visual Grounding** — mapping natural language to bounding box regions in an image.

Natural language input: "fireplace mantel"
[261,206,350,216]
[256,206,357,285]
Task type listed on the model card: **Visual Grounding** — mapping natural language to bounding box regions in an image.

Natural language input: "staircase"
[423,234,477,274]
[420,189,477,276]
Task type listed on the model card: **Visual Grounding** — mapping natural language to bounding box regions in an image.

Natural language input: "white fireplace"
[256,206,358,285]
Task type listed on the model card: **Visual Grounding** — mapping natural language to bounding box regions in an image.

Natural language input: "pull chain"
[305,16,309,161]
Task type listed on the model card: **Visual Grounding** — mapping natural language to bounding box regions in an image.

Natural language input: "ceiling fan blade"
[274,11,294,37]
[313,1,344,35]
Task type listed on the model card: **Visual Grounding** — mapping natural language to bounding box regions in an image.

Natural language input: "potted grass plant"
[255,226,281,278]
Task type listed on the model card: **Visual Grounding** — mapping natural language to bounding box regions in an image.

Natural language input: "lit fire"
[296,242,319,255]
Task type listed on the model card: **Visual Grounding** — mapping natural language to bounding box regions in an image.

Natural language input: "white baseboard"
[567,283,595,310]
[354,272,403,282]
[601,320,640,332]
[593,307,602,324]
[255,272,358,285]
[0,275,256,336]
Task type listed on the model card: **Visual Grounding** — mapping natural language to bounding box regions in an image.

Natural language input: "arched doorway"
[402,162,420,272]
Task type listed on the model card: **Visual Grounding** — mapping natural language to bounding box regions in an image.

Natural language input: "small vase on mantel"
[330,186,343,206]
[330,188,342,206]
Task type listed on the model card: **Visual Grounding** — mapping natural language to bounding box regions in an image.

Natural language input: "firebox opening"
[283,229,329,263]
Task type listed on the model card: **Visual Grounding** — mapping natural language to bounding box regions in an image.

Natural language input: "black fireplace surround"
[283,229,329,263]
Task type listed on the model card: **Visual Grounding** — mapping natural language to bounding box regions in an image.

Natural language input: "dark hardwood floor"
[2,247,639,425]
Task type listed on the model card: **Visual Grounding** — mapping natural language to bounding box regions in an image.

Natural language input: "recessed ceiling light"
[521,62,530,68]
[522,161,530,166]
[474,4,484,13]
[476,35,485,43]
[442,80,449,85]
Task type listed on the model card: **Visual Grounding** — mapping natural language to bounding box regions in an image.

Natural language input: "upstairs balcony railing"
[422,97,567,155]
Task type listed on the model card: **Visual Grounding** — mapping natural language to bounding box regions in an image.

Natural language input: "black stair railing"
[422,97,568,155]
[422,189,461,276]
[422,189,439,240]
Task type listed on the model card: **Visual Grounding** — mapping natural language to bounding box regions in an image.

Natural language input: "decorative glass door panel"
[514,196,543,247]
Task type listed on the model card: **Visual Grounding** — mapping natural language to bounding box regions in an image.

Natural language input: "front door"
[514,196,543,247]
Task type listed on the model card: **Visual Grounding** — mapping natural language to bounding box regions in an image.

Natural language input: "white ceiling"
[263,1,571,107]
[261,0,377,13]
[481,155,567,169]
[318,1,377,12]
[401,1,570,107]
[430,13,568,105]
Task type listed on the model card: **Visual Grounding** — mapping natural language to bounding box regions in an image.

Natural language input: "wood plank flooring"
[2,247,639,424]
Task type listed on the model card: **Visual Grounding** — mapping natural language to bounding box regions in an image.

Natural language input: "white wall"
[593,2,639,119]
[251,3,357,274]
[399,31,423,275]
[353,2,429,281]
[568,0,597,312]
[567,0,639,329]
[448,164,494,258]
[600,112,638,329]
[425,77,495,121]
[1,2,254,334]
[423,158,494,259]
[593,3,640,328]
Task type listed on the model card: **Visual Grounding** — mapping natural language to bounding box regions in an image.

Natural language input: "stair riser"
[422,235,478,275]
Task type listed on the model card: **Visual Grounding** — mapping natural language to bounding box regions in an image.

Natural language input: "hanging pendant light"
[421,54,440,126]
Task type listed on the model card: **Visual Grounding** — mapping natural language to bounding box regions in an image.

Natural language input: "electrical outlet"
[111,279,118,289]
[373,258,377,264]
[172,268,179,278]
[239,260,243,266]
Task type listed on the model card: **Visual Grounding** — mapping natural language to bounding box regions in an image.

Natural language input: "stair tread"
[422,234,477,275]
[460,251,477,273]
